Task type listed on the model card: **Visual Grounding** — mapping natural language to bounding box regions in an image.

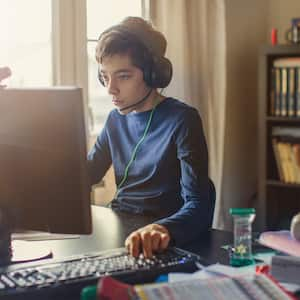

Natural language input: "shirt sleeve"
[87,118,112,186]
[155,108,213,246]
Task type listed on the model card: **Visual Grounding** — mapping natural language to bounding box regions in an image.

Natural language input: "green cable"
[116,102,158,195]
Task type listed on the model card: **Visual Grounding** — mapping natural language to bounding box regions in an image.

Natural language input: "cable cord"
[115,101,159,196]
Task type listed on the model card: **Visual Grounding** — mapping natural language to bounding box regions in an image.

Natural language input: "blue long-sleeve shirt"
[87,98,211,246]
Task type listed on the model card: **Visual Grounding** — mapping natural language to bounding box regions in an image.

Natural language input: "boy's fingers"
[125,233,141,258]
[151,232,161,251]
[159,233,170,250]
[140,231,152,258]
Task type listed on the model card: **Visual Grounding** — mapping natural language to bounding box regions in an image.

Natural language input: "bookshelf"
[258,45,300,230]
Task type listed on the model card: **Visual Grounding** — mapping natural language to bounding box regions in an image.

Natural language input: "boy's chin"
[117,107,133,115]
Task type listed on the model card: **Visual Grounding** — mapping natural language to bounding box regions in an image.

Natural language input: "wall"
[221,0,268,230]
[267,0,300,45]
[222,0,300,230]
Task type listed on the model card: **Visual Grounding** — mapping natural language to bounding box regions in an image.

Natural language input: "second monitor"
[0,87,92,235]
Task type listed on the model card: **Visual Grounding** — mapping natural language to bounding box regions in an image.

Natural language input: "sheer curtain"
[148,0,226,228]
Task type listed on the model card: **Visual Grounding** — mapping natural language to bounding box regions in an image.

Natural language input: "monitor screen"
[0,87,92,235]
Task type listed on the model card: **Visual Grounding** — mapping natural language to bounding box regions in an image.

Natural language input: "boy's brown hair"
[96,17,172,88]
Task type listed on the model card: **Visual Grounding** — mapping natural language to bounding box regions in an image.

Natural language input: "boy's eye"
[118,74,131,80]
[101,75,109,83]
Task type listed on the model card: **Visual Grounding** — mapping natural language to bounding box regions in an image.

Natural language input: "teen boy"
[88,17,213,258]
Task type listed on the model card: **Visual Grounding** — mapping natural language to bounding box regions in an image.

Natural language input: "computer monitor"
[0,87,92,263]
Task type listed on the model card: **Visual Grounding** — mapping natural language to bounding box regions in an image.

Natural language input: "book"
[92,273,296,300]
[272,127,300,183]
[273,57,300,68]
[270,68,276,116]
[271,255,300,286]
[275,67,281,116]
[277,142,291,182]
[285,143,296,183]
[296,68,300,117]
[288,68,296,117]
[281,67,288,116]
[290,144,300,183]
[272,138,284,181]
[273,58,300,117]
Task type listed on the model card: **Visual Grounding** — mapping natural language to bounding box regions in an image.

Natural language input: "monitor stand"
[0,209,52,265]
[11,240,52,263]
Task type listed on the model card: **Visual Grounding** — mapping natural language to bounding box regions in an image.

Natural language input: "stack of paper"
[93,266,294,300]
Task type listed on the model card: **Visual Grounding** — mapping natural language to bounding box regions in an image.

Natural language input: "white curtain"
[148,0,227,229]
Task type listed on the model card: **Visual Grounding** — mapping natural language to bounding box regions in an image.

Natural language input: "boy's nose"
[107,78,119,95]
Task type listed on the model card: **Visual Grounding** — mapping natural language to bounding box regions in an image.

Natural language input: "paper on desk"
[280,282,300,293]
[259,230,300,256]
[168,268,219,282]
[254,252,274,264]
[168,263,257,283]
[135,273,293,300]
[168,260,300,294]
[12,230,79,241]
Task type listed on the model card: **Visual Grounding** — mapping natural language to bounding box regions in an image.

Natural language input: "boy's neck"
[133,90,165,113]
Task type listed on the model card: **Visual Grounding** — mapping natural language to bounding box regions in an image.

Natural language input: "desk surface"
[6,206,300,300]
[24,205,233,266]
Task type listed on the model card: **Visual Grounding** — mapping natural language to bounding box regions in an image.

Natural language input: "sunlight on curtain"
[149,0,226,229]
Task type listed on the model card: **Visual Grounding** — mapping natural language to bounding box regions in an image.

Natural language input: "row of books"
[272,127,300,184]
[270,57,300,117]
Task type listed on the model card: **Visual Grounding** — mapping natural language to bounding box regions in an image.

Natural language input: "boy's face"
[99,54,150,112]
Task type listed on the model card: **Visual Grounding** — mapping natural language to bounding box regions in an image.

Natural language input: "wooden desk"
[5,206,233,300]
[28,205,233,265]
[32,205,158,259]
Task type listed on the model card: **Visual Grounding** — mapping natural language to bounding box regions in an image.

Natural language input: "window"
[0,0,144,136]
[0,0,52,87]
[86,0,142,134]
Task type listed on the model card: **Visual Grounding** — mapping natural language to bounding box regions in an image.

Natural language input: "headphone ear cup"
[150,57,173,88]
[143,67,151,87]
[98,70,105,86]
[159,57,173,88]
[143,64,156,88]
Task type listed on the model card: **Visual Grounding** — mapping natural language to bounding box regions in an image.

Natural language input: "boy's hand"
[125,224,170,258]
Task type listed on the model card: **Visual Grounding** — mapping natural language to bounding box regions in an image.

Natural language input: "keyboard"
[0,247,202,300]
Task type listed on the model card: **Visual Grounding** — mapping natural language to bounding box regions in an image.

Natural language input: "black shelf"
[267,180,300,188]
[266,116,300,122]
[261,44,300,55]
[258,45,300,230]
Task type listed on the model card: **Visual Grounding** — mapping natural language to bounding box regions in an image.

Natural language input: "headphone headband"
[97,24,172,88]
[99,25,158,58]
